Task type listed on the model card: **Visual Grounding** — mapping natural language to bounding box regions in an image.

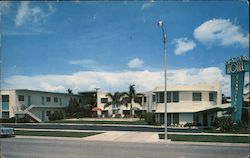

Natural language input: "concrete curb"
[158,140,250,147]
[14,135,249,147]
[15,135,84,140]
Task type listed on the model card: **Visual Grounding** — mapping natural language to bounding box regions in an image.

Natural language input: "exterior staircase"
[15,105,42,122]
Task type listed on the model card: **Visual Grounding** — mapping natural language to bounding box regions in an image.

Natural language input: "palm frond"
[104,102,112,108]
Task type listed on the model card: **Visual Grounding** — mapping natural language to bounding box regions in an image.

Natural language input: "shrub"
[144,112,156,125]
[214,116,232,131]
[214,116,248,132]
[184,122,193,128]
[49,112,64,121]
[0,117,32,123]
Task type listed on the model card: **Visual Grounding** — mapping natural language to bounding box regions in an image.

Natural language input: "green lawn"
[159,134,250,143]
[15,130,102,138]
[200,128,249,134]
[48,120,148,125]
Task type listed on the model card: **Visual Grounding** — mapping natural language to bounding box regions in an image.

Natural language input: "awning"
[155,103,231,113]
[92,107,102,111]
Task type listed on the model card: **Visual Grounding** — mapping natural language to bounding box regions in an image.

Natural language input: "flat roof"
[1,89,82,96]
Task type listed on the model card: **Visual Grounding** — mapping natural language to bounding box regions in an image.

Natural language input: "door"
[41,111,45,121]
[41,97,45,105]
[28,96,31,106]
[203,112,208,127]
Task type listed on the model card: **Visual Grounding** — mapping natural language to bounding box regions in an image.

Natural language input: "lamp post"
[158,20,168,140]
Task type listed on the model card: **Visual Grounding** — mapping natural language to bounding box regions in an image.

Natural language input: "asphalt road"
[3,124,202,133]
[1,137,249,158]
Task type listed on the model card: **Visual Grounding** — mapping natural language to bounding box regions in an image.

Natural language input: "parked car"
[0,126,15,137]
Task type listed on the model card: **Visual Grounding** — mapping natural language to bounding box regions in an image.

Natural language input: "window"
[123,97,130,103]
[46,111,51,116]
[173,113,179,124]
[152,95,156,102]
[2,95,9,102]
[54,97,58,103]
[173,92,179,102]
[2,112,9,119]
[167,114,171,126]
[144,97,146,102]
[101,98,108,103]
[193,113,200,124]
[46,97,51,102]
[159,92,164,103]
[192,92,202,101]
[209,92,215,101]
[18,95,25,101]
[41,97,45,105]
[134,97,142,103]
[167,92,171,103]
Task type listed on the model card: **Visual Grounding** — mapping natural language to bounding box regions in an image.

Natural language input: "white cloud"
[69,59,97,65]
[0,1,11,16]
[68,59,112,71]
[128,58,144,68]
[141,0,154,10]
[194,18,249,48]
[2,67,231,95]
[172,38,196,55]
[15,2,55,26]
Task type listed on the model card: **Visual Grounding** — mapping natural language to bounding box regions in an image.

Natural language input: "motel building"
[94,82,230,127]
[1,82,231,127]
[0,89,82,122]
[151,82,230,127]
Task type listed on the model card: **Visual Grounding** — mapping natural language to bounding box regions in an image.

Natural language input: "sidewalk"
[14,128,249,136]
[14,131,249,147]
[82,131,159,143]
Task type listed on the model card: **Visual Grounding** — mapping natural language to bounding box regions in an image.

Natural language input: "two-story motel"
[1,82,230,126]
[95,82,230,126]
[0,89,82,122]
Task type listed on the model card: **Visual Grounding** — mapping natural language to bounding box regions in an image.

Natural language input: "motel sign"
[226,56,250,121]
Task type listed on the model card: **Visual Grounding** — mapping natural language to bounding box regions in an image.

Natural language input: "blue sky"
[1,1,249,94]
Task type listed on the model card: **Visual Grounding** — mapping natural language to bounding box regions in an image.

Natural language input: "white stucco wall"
[1,89,82,120]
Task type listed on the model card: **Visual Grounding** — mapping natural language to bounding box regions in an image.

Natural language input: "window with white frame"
[192,92,202,101]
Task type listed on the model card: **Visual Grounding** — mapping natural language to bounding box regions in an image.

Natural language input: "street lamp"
[158,20,168,140]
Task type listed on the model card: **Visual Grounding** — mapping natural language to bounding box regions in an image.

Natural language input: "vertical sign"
[226,56,249,121]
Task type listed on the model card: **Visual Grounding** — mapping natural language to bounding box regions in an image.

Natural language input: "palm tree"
[124,85,144,117]
[104,92,127,115]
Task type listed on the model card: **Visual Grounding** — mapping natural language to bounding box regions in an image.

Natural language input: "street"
[1,137,249,158]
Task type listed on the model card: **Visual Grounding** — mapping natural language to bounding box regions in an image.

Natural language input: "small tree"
[123,85,144,117]
[66,98,80,116]
[104,92,127,115]
[144,112,156,125]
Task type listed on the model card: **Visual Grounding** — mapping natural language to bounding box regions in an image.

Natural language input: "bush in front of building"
[184,122,193,128]
[48,112,64,121]
[144,112,156,125]
[214,116,248,132]
[214,116,232,131]
[0,117,32,123]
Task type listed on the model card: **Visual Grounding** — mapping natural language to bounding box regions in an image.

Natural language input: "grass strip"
[15,130,102,138]
[49,120,147,125]
[159,134,250,143]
